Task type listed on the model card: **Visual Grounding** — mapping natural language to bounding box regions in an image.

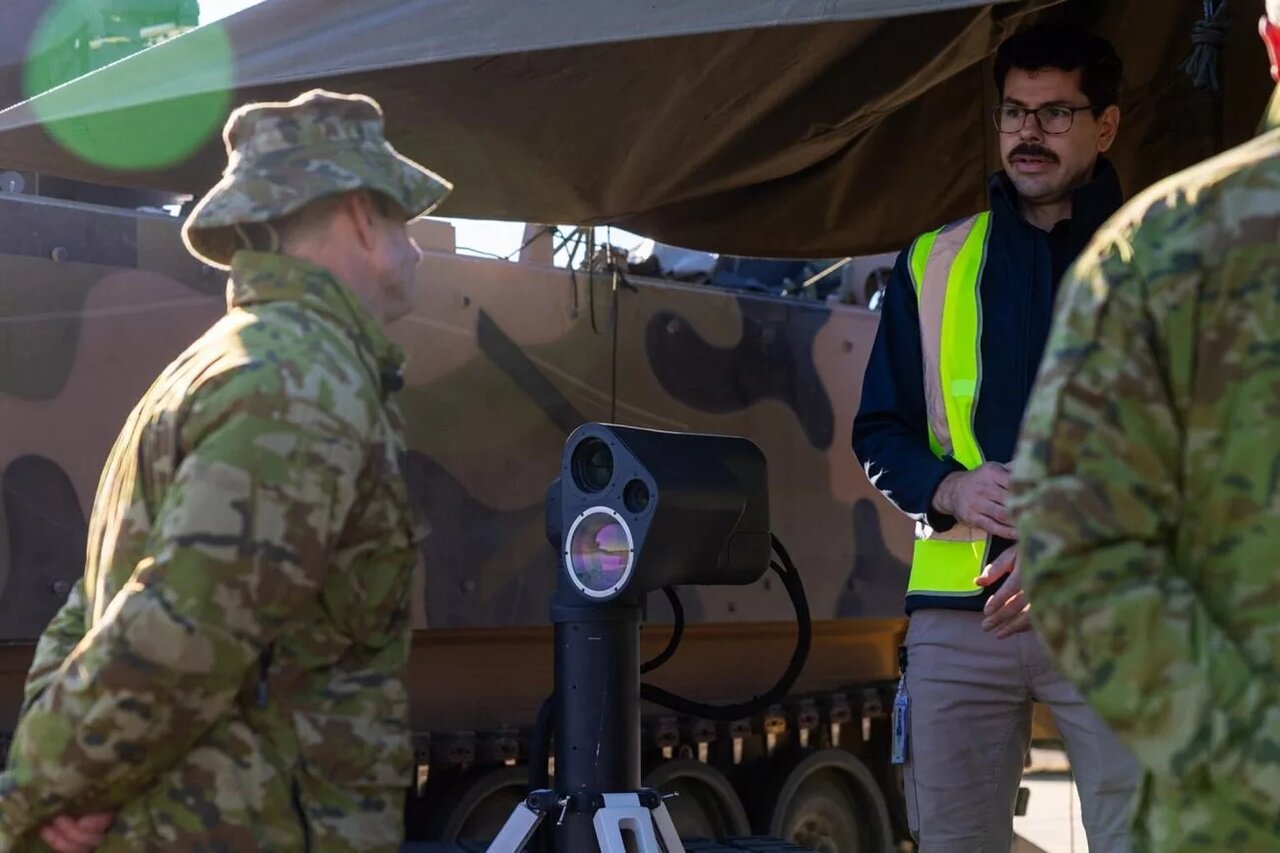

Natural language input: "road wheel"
[768,750,893,853]
[644,758,751,840]
[428,765,528,843]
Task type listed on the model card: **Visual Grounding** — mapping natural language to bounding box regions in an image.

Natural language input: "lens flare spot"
[24,3,233,172]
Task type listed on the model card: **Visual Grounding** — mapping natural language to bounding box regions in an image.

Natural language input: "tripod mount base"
[404,842,813,852]
[485,787,682,853]
[477,786,816,853]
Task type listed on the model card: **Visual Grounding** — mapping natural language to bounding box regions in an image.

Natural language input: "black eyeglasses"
[992,104,1095,135]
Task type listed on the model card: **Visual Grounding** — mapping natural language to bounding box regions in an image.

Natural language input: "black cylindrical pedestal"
[552,602,642,852]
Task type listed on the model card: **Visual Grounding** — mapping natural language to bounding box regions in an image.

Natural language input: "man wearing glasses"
[853,23,1141,852]
[1010,1,1280,848]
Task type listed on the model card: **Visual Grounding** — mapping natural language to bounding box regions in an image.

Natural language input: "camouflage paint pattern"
[1010,87,1280,852]
[0,201,225,647]
[0,196,915,731]
[183,88,452,269]
[0,249,422,850]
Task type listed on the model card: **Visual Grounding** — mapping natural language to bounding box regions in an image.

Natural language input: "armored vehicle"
[0,0,1267,848]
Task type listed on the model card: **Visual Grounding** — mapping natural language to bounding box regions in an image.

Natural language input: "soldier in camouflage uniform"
[0,88,451,851]
[1009,6,1280,851]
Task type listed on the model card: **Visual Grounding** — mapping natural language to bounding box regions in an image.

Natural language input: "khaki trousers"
[902,608,1141,853]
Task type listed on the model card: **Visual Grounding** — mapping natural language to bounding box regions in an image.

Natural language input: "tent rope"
[1181,0,1230,96]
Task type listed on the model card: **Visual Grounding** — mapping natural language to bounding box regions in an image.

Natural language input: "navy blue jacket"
[852,160,1124,613]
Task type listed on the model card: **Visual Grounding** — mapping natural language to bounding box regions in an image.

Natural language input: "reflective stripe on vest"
[906,211,992,598]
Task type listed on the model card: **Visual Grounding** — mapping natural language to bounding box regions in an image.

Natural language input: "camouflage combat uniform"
[0,90,451,850]
[1010,86,1280,850]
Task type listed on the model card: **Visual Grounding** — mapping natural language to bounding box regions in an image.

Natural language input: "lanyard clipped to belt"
[892,644,909,765]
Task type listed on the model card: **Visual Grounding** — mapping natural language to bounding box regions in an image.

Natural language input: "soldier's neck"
[281,243,389,329]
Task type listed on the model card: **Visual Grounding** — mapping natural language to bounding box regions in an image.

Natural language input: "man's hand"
[976,548,1032,639]
[931,462,1017,540]
[39,812,114,853]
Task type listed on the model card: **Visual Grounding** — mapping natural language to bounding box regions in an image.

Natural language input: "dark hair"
[994,24,1123,114]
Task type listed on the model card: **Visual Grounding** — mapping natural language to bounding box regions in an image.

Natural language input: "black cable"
[563,227,587,270]
[550,226,576,260]
[639,534,811,721]
[609,262,620,422]
[770,533,801,587]
[641,586,685,675]
[577,229,605,337]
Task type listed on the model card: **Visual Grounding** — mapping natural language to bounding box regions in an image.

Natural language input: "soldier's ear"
[341,191,380,252]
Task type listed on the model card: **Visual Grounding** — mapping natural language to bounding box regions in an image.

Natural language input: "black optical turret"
[555,423,770,604]
[544,424,771,850]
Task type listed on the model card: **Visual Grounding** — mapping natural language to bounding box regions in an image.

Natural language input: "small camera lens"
[623,479,650,514]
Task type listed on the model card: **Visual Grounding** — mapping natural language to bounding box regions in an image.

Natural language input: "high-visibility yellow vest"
[906,211,992,600]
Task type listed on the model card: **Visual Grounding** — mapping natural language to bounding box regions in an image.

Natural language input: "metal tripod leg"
[592,793,685,853]
[485,801,543,852]
[650,798,684,852]
[485,789,686,853]
[485,790,557,853]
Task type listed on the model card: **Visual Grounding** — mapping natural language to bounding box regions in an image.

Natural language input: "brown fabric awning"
[0,0,1271,257]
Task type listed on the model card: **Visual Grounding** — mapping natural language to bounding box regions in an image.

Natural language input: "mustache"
[1009,144,1059,163]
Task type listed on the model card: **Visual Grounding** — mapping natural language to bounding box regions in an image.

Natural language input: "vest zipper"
[1022,243,1037,402]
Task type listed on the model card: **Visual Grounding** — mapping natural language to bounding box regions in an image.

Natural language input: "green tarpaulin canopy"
[0,0,1270,256]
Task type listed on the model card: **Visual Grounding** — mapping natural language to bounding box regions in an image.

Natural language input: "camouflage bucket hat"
[182,88,453,269]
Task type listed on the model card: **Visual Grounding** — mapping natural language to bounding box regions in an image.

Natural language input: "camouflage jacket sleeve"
[0,363,365,837]
[17,578,88,716]
[1009,230,1277,801]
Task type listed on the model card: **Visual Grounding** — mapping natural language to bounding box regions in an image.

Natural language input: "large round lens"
[571,438,613,493]
[567,511,633,596]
